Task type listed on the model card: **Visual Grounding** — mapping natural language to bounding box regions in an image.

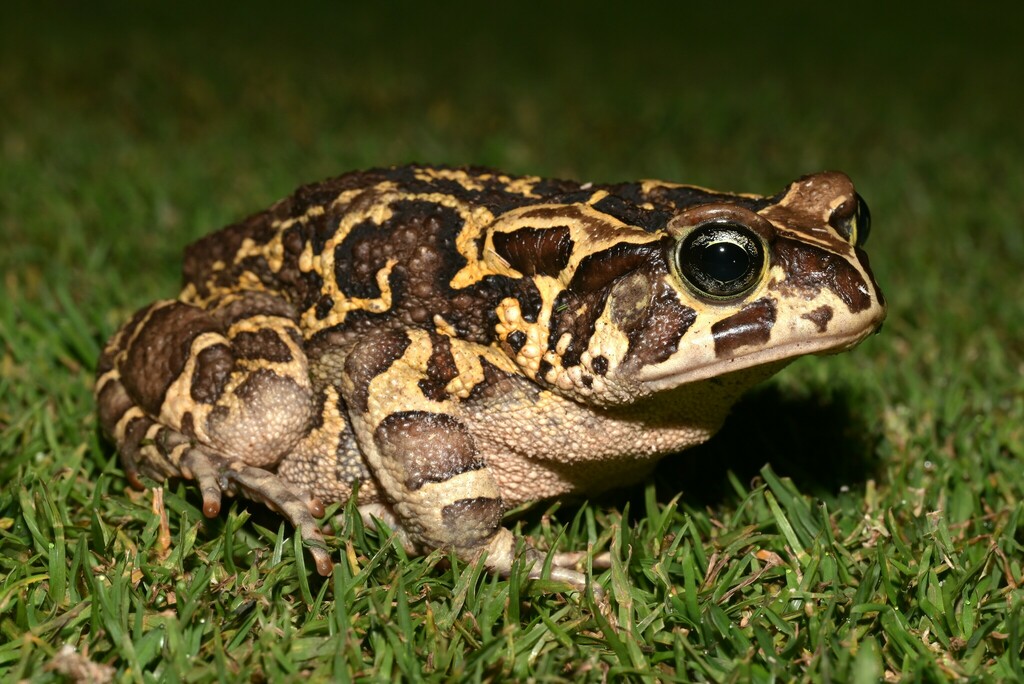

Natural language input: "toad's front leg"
[339,328,596,592]
[95,292,334,575]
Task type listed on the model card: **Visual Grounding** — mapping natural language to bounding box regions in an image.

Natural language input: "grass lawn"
[2,4,1023,681]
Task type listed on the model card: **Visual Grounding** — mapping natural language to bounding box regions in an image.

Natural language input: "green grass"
[2,3,1023,681]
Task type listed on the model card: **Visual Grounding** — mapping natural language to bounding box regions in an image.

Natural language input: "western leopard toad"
[96,165,886,590]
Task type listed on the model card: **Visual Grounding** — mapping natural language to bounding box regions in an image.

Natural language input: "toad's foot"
[179,447,333,576]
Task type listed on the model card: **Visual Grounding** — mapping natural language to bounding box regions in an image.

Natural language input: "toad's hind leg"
[95,293,333,575]
[340,328,596,592]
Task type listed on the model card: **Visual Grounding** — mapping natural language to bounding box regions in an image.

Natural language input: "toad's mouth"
[635,324,881,392]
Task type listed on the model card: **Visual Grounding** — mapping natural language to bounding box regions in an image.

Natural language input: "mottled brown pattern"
[507,330,527,352]
[568,241,664,294]
[525,243,663,368]
[514,204,613,235]
[374,411,483,491]
[314,296,335,320]
[607,271,654,331]
[183,215,279,298]
[773,237,871,313]
[334,206,447,301]
[214,292,297,326]
[639,183,772,214]
[623,278,698,366]
[123,303,222,415]
[417,334,460,402]
[121,415,153,456]
[711,297,778,357]
[96,377,132,435]
[233,329,293,363]
[441,496,504,546]
[343,330,412,413]
[591,193,671,233]
[465,357,527,404]
[492,226,574,277]
[179,411,196,440]
[190,343,234,404]
[235,255,276,290]
[234,367,300,403]
[759,172,856,254]
[801,305,834,333]
[329,200,513,343]
[547,289,605,368]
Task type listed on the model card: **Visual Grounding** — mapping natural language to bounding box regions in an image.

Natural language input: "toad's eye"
[852,193,871,246]
[674,222,766,299]
[830,193,871,246]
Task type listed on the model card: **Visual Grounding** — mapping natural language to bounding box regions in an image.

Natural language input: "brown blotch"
[506,330,527,352]
[591,193,671,232]
[373,411,483,491]
[191,343,235,404]
[97,304,149,377]
[623,279,698,367]
[283,227,305,255]
[547,289,603,368]
[640,183,772,214]
[233,367,301,402]
[212,292,297,327]
[568,241,663,294]
[591,355,609,376]
[773,237,872,313]
[492,226,574,277]
[712,298,778,358]
[417,335,460,402]
[441,496,505,547]
[344,330,412,413]
[759,172,857,253]
[180,412,197,440]
[233,329,293,363]
[801,305,834,333]
[235,255,276,289]
[608,271,654,331]
[121,302,223,416]
[121,415,154,457]
[314,296,335,320]
[96,377,133,437]
[183,214,276,298]
[465,357,525,403]
[328,199,509,345]
[513,203,643,244]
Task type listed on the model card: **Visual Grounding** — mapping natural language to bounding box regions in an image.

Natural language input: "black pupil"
[701,241,750,283]
[676,223,764,299]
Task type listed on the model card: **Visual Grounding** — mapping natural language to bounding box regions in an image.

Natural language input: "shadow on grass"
[664,383,880,504]
[589,382,882,518]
